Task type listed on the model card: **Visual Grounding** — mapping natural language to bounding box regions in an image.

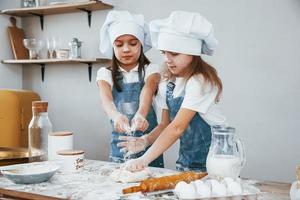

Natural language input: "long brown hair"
[109,47,150,92]
[163,56,222,102]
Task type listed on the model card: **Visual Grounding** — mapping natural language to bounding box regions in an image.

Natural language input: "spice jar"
[69,38,82,59]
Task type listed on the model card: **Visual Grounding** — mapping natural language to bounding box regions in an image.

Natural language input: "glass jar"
[69,38,82,59]
[290,165,300,200]
[206,126,246,179]
[28,101,53,162]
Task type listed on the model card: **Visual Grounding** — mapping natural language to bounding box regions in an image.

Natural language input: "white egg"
[210,179,227,196]
[174,181,197,199]
[174,181,188,197]
[192,180,211,198]
[179,183,197,199]
[227,181,243,195]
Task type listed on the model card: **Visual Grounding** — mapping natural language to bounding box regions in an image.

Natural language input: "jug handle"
[236,138,246,168]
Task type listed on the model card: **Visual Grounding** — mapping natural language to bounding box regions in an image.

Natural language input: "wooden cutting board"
[7,17,29,59]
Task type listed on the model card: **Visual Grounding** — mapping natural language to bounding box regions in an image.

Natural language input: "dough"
[110,167,151,183]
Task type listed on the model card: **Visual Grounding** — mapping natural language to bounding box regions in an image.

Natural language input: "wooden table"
[0,160,291,199]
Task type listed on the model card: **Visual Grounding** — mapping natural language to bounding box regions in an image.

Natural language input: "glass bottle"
[290,165,300,200]
[28,101,53,162]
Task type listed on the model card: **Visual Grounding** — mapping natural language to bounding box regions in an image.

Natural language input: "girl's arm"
[145,109,170,145]
[143,108,196,162]
[137,73,160,117]
[133,73,160,131]
[118,109,170,154]
[125,108,197,171]
[97,80,129,133]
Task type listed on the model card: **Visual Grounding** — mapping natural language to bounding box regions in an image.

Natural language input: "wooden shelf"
[1,1,113,29]
[1,1,112,17]
[1,58,111,82]
[2,58,110,64]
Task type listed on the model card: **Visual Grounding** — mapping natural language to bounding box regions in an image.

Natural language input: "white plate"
[0,161,60,184]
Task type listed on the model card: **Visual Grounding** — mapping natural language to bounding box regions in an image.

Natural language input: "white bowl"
[0,161,60,184]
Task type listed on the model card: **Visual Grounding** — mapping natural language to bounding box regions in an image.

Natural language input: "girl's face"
[113,34,142,69]
[162,51,193,77]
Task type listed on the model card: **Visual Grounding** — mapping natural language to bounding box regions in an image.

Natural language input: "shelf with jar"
[3,36,111,82]
[1,0,113,30]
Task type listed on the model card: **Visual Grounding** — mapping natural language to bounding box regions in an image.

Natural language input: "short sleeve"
[144,63,163,81]
[96,67,113,87]
[154,81,168,110]
[181,75,218,114]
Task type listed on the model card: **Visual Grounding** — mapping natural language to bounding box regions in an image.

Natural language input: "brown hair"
[109,47,150,92]
[163,56,222,102]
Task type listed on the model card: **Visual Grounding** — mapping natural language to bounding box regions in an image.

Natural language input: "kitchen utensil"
[122,171,207,194]
[56,49,69,59]
[206,126,246,179]
[7,17,29,59]
[0,147,43,167]
[23,38,44,59]
[69,38,82,58]
[0,161,60,184]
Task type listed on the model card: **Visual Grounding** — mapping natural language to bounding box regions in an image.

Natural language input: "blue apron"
[109,72,164,168]
[166,81,211,172]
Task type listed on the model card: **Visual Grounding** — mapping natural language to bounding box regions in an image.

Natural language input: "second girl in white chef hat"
[96,10,164,168]
[123,10,227,172]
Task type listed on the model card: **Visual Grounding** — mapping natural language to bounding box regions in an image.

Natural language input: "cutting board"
[7,17,29,59]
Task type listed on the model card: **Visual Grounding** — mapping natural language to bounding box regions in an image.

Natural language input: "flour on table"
[110,167,151,183]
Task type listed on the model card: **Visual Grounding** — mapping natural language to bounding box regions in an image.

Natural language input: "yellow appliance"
[0,89,40,148]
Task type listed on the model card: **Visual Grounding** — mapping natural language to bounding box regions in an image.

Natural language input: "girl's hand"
[117,135,149,157]
[113,113,130,133]
[124,157,149,172]
[131,113,149,132]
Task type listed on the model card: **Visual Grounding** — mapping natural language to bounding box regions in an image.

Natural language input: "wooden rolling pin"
[122,171,207,194]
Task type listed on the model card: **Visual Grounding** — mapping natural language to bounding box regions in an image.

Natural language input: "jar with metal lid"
[68,38,82,59]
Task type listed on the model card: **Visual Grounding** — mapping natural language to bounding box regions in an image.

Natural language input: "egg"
[174,181,188,196]
[192,180,211,198]
[227,181,243,195]
[210,179,227,196]
[174,181,197,199]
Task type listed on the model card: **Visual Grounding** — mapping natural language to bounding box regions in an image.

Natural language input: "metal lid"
[57,150,84,156]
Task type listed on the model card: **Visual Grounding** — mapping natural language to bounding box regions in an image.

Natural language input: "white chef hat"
[150,10,218,56]
[99,10,152,58]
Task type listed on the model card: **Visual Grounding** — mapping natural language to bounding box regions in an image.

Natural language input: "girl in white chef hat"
[96,10,164,168]
[123,10,227,172]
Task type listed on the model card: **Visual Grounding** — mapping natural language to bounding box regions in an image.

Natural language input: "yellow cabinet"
[0,89,40,148]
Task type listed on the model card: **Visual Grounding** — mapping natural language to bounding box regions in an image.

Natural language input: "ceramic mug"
[56,150,84,173]
[48,131,73,160]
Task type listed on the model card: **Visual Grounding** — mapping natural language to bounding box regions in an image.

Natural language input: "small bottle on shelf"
[28,101,53,162]
[290,165,300,200]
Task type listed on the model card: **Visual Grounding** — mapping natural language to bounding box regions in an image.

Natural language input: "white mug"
[48,131,73,160]
[56,150,84,173]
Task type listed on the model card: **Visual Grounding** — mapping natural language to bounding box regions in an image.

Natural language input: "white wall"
[2,0,300,182]
[0,1,22,89]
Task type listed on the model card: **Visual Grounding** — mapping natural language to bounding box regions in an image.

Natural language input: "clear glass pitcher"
[206,126,246,179]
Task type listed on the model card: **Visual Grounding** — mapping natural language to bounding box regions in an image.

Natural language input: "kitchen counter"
[0,160,291,200]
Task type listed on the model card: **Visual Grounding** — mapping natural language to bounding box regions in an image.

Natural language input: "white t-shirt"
[155,74,227,126]
[96,63,162,88]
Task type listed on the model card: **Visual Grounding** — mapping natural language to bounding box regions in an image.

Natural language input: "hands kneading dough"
[110,167,151,183]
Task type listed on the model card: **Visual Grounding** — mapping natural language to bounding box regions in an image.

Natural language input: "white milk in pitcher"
[207,155,242,179]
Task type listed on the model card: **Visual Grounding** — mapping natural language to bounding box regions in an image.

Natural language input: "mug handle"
[236,138,246,168]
